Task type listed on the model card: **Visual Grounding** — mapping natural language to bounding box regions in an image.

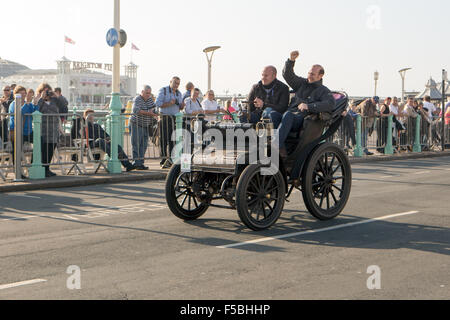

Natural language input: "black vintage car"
[165,92,352,231]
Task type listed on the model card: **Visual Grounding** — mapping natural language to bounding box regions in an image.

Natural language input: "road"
[0,156,449,300]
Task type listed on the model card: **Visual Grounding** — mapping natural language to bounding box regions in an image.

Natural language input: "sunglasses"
[3,89,10,92]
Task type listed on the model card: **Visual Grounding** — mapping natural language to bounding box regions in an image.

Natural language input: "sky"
[0,0,449,97]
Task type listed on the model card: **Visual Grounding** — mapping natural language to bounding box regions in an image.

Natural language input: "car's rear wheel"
[302,143,352,221]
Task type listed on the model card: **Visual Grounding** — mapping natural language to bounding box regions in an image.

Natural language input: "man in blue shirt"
[9,88,39,141]
[156,76,185,168]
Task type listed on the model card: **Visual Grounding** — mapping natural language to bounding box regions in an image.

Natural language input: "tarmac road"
[0,156,449,300]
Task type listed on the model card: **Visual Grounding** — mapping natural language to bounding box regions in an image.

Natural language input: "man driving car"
[276,50,336,159]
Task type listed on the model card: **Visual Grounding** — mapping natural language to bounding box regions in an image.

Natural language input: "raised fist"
[290,51,300,61]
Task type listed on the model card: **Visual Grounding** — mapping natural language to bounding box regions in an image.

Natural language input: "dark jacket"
[57,95,69,114]
[248,79,290,115]
[38,98,62,143]
[283,59,335,114]
[86,121,109,144]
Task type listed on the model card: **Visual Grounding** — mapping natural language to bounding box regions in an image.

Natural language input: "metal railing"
[0,108,447,183]
[331,114,434,155]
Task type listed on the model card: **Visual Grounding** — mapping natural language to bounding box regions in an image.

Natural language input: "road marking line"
[12,195,41,199]
[0,279,47,290]
[0,203,168,224]
[217,211,420,249]
[0,216,39,222]
[413,171,431,175]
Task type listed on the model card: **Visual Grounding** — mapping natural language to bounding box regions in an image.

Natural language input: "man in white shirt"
[423,96,436,119]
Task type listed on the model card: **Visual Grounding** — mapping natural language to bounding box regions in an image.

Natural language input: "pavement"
[0,156,449,299]
[1,150,450,193]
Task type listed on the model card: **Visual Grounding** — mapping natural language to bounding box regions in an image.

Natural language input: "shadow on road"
[0,178,448,258]
[0,182,166,218]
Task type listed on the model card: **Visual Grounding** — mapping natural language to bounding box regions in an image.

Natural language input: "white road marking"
[0,279,47,290]
[0,202,167,223]
[413,171,431,175]
[63,214,80,221]
[217,211,420,249]
[11,194,41,199]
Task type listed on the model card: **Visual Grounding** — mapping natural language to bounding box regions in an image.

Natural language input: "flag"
[65,36,76,45]
[131,43,140,51]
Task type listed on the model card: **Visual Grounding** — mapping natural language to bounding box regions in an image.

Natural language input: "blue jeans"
[361,127,370,152]
[249,108,283,129]
[130,124,149,167]
[267,110,283,129]
[277,111,305,149]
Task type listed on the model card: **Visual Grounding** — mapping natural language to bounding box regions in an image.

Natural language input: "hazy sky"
[1,0,449,97]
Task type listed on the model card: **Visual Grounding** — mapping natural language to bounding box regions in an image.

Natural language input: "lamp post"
[442,69,447,151]
[399,68,412,103]
[374,71,379,96]
[203,46,221,92]
[108,0,122,173]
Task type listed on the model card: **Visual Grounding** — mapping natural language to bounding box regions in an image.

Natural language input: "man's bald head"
[261,65,277,86]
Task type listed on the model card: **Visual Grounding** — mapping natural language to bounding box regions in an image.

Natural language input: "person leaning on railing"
[130,85,158,171]
[355,96,379,156]
[36,83,65,178]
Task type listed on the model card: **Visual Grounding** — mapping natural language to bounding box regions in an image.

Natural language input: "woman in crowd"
[183,88,204,116]
[223,100,237,121]
[36,83,64,177]
[201,90,225,122]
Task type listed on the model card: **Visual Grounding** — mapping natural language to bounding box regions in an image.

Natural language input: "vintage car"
[165,92,352,231]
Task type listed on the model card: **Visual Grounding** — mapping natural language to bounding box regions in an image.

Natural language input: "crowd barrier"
[0,107,448,183]
[330,114,448,155]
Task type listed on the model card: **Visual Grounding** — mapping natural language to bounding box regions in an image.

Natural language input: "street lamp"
[399,68,412,103]
[374,71,379,96]
[442,69,447,151]
[203,46,221,92]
